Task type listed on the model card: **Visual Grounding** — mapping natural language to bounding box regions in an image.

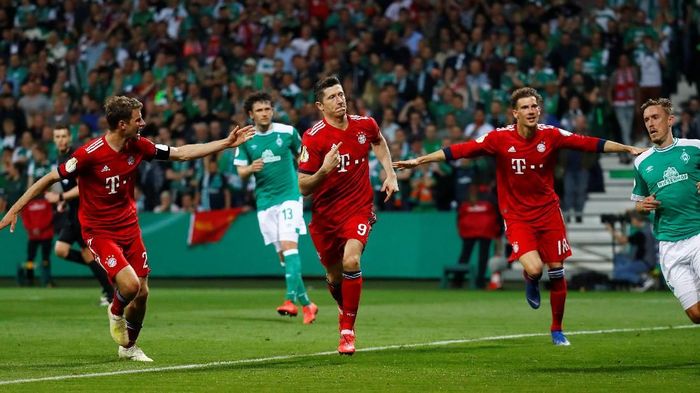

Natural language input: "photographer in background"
[603,210,658,291]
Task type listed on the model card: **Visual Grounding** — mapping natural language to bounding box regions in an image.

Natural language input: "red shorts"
[309,214,376,268]
[84,231,150,280]
[504,209,571,263]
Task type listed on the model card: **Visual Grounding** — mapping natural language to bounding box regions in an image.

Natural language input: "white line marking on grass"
[1,324,697,386]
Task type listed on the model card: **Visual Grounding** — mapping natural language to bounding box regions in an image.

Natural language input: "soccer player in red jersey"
[298,76,399,355]
[0,96,254,361]
[394,87,644,345]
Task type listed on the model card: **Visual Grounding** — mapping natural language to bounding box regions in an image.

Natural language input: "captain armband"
[154,144,170,160]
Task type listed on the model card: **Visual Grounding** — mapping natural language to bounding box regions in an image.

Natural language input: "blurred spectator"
[635,35,664,111]
[673,109,700,140]
[604,211,658,291]
[195,158,230,211]
[453,183,503,289]
[26,145,51,188]
[464,108,493,140]
[20,196,54,287]
[153,190,180,213]
[559,115,596,224]
[608,53,638,150]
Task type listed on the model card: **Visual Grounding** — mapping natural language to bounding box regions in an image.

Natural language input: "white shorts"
[257,199,307,252]
[658,232,700,310]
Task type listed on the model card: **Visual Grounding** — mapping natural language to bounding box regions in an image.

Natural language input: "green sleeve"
[291,128,302,155]
[631,167,649,201]
[233,145,250,166]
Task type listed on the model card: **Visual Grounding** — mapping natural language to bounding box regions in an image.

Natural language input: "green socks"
[283,249,310,306]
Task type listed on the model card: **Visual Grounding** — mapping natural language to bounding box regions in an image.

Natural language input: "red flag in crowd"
[187,208,243,246]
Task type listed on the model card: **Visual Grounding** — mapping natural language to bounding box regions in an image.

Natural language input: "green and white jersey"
[233,122,302,210]
[631,138,700,241]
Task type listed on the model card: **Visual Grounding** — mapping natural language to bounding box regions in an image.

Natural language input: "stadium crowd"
[0,0,699,214]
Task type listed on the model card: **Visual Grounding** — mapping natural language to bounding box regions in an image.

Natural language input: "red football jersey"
[57,136,157,236]
[446,124,603,222]
[298,115,381,228]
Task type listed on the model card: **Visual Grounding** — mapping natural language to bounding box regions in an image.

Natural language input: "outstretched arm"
[602,140,646,156]
[372,134,399,202]
[0,170,62,232]
[393,149,446,169]
[169,125,255,161]
[298,142,342,196]
[45,184,79,203]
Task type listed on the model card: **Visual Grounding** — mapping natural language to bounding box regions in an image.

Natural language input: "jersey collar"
[653,137,678,152]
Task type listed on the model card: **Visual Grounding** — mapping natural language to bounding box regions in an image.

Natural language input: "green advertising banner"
[1,211,462,279]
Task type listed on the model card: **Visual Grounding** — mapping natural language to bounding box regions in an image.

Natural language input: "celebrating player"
[631,98,700,322]
[298,76,398,354]
[44,126,114,306]
[0,96,254,361]
[394,87,644,346]
[234,91,318,324]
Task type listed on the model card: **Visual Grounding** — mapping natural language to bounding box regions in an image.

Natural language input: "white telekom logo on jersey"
[511,158,545,175]
[105,175,120,194]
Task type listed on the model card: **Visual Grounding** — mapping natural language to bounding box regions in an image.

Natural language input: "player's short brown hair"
[314,75,341,103]
[510,87,543,109]
[105,96,143,129]
[640,98,673,115]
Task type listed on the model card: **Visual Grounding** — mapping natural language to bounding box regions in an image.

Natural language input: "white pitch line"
[1,324,697,386]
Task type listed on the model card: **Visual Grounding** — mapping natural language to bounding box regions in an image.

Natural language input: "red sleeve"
[298,133,323,174]
[552,127,604,152]
[57,146,88,180]
[369,117,381,144]
[135,136,157,161]
[444,131,498,160]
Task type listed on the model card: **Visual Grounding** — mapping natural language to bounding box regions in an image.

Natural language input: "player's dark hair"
[53,123,69,133]
[641,98,673,115]
[105,96,143,129]
[314,75,341,102]
[510,87,543,109]
[244,91,273,114]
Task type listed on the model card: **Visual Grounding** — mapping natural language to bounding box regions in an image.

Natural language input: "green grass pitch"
[0,280,697,392]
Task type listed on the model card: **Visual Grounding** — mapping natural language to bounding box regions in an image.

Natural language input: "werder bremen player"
[235,92,318,324]
[632,98,700,323]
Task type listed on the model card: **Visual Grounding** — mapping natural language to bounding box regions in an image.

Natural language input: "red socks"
[548,267,567,331]
[340,271,362,331]
[110,289,128,316]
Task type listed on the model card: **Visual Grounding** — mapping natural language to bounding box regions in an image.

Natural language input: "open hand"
[225,125,255,148]
[628,146,647,156]
[392,159,420,170]
[381,175,399,202]
[0,212,18,233]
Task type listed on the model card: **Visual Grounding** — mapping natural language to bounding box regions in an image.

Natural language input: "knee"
[119,279,142,299]
[133,285,149,305]
[54,246,68,259]
[687,308,700,324]
[342,254,361,272]
[524,266,543,279]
